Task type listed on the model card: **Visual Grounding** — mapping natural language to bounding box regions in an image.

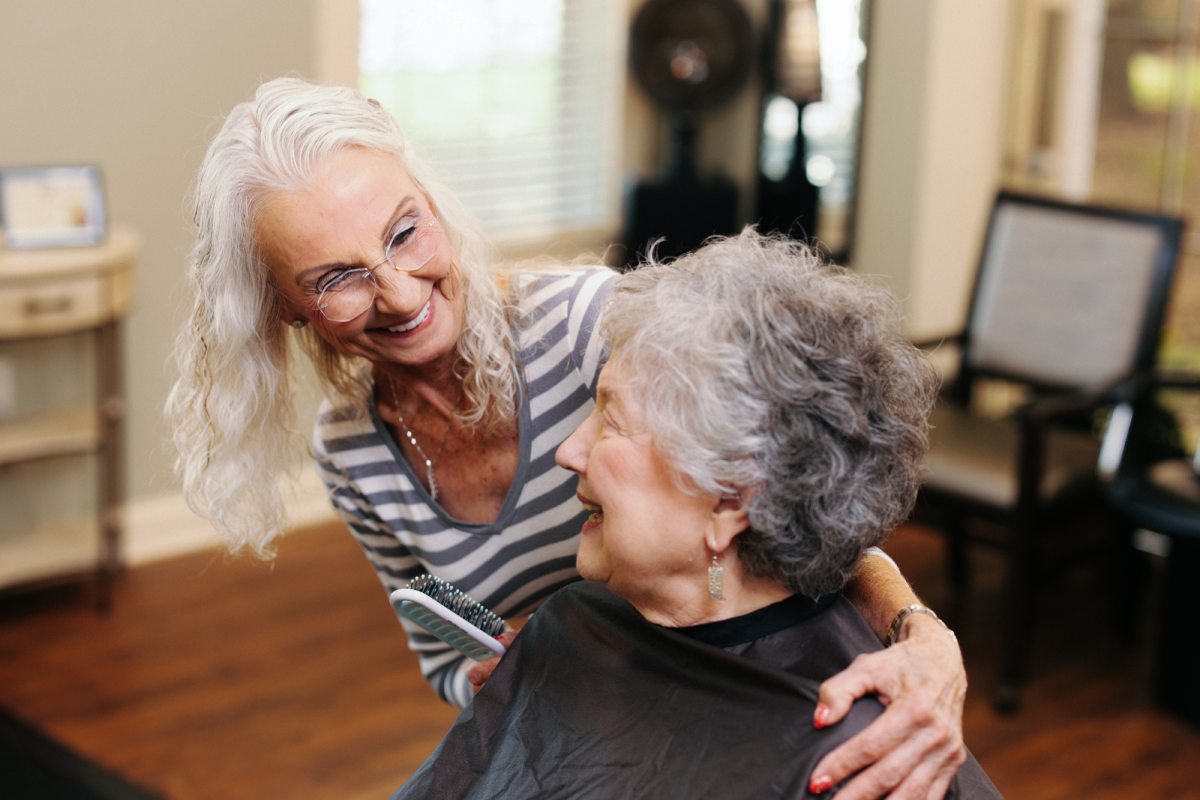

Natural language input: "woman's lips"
[384,299,432,333]
[578,493,602,533]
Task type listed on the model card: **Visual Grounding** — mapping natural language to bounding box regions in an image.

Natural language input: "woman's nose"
[372,267,426,315]
[555,413,596,475]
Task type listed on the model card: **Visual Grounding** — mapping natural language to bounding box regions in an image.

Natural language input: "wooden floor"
[0,519,1198,799]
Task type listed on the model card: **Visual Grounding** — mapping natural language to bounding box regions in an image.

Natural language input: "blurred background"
[0,0,1198,797]
[0,0,1195,556]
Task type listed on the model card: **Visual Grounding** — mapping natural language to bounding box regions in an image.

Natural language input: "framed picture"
[0,164,107,249]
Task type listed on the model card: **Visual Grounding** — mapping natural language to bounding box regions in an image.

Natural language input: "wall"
[854,0,1014,338]
[0,0,327,560]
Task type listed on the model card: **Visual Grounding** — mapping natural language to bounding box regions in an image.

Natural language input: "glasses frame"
[315,218,441,323]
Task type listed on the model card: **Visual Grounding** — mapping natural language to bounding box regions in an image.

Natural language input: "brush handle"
[390,587,508,661]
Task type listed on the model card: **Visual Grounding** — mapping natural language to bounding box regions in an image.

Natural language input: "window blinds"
[360,0,626,243]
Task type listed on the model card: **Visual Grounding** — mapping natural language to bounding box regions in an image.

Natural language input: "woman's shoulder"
[508,264,618,310]
[507,266,618,366]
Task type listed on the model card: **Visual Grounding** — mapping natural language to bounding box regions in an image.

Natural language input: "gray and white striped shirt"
[313,267,615,707]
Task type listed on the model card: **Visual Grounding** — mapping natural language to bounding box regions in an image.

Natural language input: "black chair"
[913,191,1184,712]
[1101,371,1200,726]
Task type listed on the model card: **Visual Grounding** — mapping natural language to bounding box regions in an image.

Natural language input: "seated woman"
[394,230,999,798]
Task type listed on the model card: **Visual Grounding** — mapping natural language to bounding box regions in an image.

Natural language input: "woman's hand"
[466,621,524,694]
[466,635,508,694]
[807,614,967,799]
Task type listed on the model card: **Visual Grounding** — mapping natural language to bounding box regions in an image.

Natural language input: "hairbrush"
[390,574,507,660]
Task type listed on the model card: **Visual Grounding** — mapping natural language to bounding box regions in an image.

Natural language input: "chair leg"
[995,527,1038,714]
[946,517,971,599]
[1109,516,1147,644]
[1153,537,1200,725]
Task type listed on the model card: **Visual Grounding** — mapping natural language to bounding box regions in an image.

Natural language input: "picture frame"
[0,164,107,249]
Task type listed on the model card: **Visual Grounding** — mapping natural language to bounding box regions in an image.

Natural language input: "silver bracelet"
[886,603,950,646]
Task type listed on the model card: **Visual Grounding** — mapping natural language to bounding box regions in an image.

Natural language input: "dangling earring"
[291,319,306,329]
[708,550,725,601]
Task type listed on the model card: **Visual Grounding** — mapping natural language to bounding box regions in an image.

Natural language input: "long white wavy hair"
[165,77,516,557]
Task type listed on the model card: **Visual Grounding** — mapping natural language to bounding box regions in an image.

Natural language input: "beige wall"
[855,0,1014,339]
[0,0,319,530]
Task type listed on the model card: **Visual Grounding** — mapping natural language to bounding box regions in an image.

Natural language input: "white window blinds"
[359,0,626,244]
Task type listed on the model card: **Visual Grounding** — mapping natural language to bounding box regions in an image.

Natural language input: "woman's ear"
[707,492,751,553]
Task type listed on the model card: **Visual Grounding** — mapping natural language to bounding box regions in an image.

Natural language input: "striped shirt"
[313,267,616,707]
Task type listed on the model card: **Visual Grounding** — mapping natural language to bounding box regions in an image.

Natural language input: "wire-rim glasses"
[316,216,441,322]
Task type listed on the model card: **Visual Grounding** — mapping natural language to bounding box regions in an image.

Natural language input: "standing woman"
[167,77,964,798]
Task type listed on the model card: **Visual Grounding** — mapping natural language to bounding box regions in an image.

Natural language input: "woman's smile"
[376,297,433,335]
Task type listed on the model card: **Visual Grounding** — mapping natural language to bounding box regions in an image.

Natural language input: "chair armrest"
[1154,370,1200,392]
[1015,386,1112,425]
[1014,371,1159,424]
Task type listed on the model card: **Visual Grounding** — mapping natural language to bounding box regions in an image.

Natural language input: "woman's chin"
[574,551,605,584]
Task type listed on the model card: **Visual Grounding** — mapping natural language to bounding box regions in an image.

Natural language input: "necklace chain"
[385,378,455,502]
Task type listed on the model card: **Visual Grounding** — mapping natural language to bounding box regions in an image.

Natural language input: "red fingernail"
[813,704,830,729]
[809,774,833,794]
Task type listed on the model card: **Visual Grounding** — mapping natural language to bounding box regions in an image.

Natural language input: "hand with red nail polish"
[809,774,833,795]
[808,614,967,799]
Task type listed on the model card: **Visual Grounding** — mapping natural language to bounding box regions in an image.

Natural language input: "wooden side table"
[0,227,139,605]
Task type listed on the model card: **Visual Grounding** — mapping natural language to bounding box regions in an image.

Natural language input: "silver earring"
[708,551,724,601]
[291,319,306,329]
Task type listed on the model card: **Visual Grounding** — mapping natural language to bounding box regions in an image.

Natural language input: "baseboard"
[123,471,337,567]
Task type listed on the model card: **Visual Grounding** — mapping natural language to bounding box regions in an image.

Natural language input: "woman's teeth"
[581,501,602,523]
[387,301,430,333]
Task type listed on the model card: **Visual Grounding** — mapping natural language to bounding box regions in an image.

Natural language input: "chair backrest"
[962,191,1184,393]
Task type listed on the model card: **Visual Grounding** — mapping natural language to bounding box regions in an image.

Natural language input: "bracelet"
[886,603,950,646]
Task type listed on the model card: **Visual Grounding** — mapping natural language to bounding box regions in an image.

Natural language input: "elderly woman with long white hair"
[397,230,998,799]
[167,76,967,798]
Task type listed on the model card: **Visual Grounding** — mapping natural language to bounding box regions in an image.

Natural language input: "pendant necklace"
[386,379,456,501]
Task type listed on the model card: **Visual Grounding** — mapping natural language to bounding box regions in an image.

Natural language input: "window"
[359,0,627,245]
[1093,0,1200,435]
[1006,0,1200,437]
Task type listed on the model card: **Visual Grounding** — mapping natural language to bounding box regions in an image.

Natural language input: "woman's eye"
[318,270,355,293]
[387,223,417,254]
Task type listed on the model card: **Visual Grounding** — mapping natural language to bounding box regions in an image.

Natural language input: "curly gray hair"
[602,229,938,597]
[165,77,518,556]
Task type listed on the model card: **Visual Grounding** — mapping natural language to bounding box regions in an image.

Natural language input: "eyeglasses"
[315,216,441,322]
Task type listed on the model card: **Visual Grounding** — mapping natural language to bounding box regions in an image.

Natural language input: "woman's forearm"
[843,551,921,643]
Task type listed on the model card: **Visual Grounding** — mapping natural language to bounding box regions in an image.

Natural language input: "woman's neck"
[631,568,794,629]
[375,358,463,420]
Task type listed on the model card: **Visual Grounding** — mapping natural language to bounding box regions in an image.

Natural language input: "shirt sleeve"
[312,421,475,708]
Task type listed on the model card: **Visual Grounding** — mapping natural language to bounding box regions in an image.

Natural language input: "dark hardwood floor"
[0,519,1197,799]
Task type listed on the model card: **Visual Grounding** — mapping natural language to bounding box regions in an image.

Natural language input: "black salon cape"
[394,582,1000,799]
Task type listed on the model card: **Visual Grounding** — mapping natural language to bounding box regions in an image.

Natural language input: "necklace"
[386,378,456,501]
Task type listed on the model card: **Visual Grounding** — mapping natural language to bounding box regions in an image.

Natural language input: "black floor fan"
[622,0,754,267]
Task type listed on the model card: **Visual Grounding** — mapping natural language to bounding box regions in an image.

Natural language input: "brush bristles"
[405,575,505,637]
